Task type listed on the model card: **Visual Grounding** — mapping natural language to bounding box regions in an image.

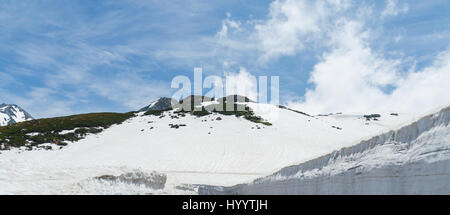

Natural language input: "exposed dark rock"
[95,171,167,190]
[363,114,381,121]
[169,124,186,129]
[0,104,34,126]
[139,97,178,112]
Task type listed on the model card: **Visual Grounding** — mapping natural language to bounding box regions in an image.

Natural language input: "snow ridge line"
[259,105,450,181]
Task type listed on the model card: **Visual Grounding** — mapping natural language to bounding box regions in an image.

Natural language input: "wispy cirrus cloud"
[381,0,409,18]
[1,0,224,117]
[0,0,449,118]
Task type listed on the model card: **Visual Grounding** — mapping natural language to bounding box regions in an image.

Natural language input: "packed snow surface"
[0,103,418,194]
[200,105,450,194]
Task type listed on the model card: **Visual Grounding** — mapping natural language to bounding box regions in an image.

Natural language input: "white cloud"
[287,20,400,114]
[88,72,172,110]
[217,12,242,39]
[1,1,215,117]
[224,68,258,101]
[388,50,450,113]
[2,0,447,118]
[220,0,449,115]
[5,39,173,116]
[381,0,409,18]
[0,87,76,118]
[254,0,350,60]
[287,20,450,115]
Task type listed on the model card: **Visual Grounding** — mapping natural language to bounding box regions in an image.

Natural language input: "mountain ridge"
[138,95,255,112]
[0,104,33,126]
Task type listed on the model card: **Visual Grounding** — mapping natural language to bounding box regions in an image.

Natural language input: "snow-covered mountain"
[0,96,427,194]
[138,97,177,112]
[0,104,33,126]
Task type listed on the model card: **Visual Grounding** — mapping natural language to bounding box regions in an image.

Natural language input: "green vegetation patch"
[143,108,172,116]
[176,102,272,126]
[0,112,135,150]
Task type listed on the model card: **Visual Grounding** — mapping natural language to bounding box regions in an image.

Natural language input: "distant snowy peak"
[0,104,33,126]
[139,97,178,112]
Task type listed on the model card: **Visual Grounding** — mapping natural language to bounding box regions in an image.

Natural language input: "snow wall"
[199,106,450,195]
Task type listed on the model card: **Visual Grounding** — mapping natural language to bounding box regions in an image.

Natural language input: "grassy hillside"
[0,96,274,150]
[0,112,135,150]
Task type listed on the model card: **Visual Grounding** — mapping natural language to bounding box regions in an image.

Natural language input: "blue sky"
[0,0,449,117]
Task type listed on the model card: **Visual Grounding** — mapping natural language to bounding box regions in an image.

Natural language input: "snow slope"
[199,105,450,195]
[0,102,416,194]
[0,104,33,126]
